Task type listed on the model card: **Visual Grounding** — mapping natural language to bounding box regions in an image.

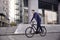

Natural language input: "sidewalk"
[14,24,60,34]
[0,26,17,34]
[0,24,60,35]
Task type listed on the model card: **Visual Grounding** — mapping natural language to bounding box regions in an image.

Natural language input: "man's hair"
[32,10,35,11]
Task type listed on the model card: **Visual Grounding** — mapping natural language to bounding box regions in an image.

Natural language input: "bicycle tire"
[40,26,47,37]
[25,27,35,38]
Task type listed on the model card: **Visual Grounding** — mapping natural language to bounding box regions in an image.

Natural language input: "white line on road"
[8,36,15,40]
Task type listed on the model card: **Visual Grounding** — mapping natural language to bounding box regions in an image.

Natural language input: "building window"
[45,10,57,24]
[38,1,52,10]
[1,16,5,22]
[38,0,58,11]
[3,7,5,11]
[53,4,58,11]
[3,0,7,4]
[23,9,28,24]
[38,9,57,24]
[23,0,28,7]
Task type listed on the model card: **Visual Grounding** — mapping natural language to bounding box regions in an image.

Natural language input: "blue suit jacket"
[31,12,41,23]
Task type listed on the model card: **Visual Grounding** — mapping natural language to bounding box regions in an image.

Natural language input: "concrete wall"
[28,0,38,22]
[0,0,9,16]
[0,0,9,27]
[0,0,4,13]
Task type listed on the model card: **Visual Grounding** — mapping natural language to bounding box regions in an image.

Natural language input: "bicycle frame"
[31,24,37,31]
[25,22,47,38]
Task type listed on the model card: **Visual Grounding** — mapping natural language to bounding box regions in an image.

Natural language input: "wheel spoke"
[25,27,35,38]
[40,26,47,37]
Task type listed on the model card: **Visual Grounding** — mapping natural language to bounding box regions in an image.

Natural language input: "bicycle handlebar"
[29,21,37,25]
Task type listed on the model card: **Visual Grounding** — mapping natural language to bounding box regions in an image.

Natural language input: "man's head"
[32,10,35,14]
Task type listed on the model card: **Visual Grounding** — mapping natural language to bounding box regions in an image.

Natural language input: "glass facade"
[18,0,58,24]
[38,0,58,11]
[38,0,58,24]
[45,10,57,24]
[38,9,57,24]
[23,0,28,7]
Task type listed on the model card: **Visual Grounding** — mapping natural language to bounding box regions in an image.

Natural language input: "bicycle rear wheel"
[40,26,47,37]
[25,27,35,38]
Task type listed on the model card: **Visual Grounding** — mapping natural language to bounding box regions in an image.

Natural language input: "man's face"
[32,11,35,14]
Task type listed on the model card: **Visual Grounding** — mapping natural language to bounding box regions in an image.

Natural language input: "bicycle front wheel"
[25,27,35,38]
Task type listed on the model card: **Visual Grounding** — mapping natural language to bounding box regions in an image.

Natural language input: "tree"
[10,22,17,26]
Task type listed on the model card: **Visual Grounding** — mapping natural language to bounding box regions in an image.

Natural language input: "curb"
[0,33,25,36]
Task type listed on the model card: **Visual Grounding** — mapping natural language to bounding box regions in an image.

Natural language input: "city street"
[0,24,60,40]
[0,33,60,40]
[0,0,60,40]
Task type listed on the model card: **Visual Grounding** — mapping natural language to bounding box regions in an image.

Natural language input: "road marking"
[8,36,15,40]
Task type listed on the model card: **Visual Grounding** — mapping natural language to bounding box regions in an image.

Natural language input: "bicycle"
[25,21,47,38]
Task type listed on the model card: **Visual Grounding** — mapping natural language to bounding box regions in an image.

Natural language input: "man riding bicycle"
[30,10,43,34]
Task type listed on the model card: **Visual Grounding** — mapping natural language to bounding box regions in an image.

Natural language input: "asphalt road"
[0,33,60,40]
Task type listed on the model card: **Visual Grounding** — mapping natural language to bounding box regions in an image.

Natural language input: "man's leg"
[37,22,42,32]
[39,24,43,32]
[36,23,39,32]
[36,22,40,33]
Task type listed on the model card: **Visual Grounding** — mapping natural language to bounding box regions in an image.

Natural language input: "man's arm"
[30,13,35,22]
[31,17,33,22]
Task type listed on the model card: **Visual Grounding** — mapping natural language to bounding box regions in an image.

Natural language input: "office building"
[0,0,9,27]
[15,0,60,24]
